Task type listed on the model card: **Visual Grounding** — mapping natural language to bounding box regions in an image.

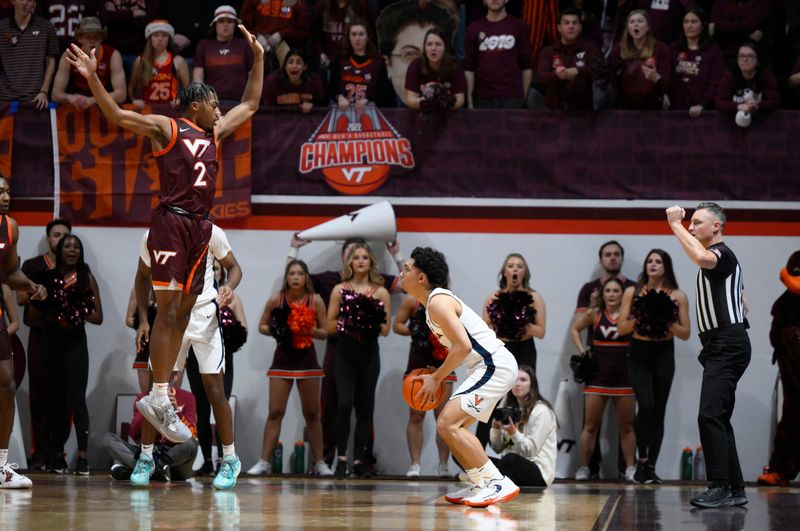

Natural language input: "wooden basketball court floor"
[2,474,797,530]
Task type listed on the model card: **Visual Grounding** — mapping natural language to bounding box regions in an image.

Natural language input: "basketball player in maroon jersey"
[64,26,263,444]
[0,176,47,488]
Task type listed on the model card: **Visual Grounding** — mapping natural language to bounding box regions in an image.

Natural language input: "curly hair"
[410,246,449,288]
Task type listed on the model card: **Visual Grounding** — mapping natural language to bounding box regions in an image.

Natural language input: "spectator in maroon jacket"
[610,0,686,49]
[537,8,599,111]
[241,0,311,71]
[611,9,670,109]
[709,0,771,62]
[193,5,255,104]
[262,48,325,112]
[329,19,394,109]
[98,0,161,57]
[668,7,724,117]
[463,0,532,109]
[715,41,780,122]
[312,0,370,70]
[405,27,466,111]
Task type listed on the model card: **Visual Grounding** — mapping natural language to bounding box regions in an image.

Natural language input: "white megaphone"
[297,201,397,242]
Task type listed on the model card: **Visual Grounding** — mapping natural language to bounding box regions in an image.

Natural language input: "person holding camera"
[488,366,557,487]
[570,277,637,482]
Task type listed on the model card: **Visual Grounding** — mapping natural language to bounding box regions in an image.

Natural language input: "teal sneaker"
[130,455,155,487]
[212,455,241,490]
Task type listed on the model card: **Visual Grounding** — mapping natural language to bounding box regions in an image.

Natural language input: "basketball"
[403,368,444,411]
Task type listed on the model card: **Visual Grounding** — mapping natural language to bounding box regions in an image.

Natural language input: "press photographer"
[489,366,557,487]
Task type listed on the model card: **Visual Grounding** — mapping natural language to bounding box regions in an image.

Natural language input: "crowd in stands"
[2,0,800,116]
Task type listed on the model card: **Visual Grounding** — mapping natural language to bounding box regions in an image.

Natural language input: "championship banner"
[0,103,12,178]
[57,104,252,225]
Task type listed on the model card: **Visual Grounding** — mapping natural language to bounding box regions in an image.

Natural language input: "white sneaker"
[0,464,32,489]
[246,458,271,475]
[444,481,480,504]
[314,460,333,476]
[136,394,192,443]
[438,462,451,478]
[463,476,520,508]
[406,463,421,478]
[575,466,590,481]
[625,466,636,482]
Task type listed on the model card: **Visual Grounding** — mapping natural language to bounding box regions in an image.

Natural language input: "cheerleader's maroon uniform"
[0,214,13,360]
[584,310,634,396]
[139,51,179,104]
[267,292,324,379]
[404,302,456,383]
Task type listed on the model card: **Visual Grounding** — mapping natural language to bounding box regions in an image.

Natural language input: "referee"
[667,203,750,508]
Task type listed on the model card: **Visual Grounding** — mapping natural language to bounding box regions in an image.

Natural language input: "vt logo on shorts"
[153,250,178,265]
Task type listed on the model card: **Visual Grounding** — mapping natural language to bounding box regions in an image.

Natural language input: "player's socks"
[466,466,484,486]
[141,444,154,458]
[476,459,503,484]
[222,444,236,457]
[0,449,8,467]
[151,382,169,405]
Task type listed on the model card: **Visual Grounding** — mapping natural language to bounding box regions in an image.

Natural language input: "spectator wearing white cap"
[52,17,127,110]
[193,5,255,103]
[128,20,190,110]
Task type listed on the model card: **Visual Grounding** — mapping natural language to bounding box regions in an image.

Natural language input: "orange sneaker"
[757,471,789,486]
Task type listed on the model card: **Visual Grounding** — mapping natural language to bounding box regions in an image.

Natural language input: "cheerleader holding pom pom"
[248,260,331,477]
[618,249,690,484]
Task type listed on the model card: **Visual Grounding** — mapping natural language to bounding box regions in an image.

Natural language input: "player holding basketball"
[402,247,520,507]
[64,27,263,445]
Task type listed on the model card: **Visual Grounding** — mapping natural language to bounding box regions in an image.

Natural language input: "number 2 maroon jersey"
[153,117,218,215]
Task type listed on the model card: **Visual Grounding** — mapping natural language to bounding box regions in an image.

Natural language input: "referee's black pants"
[697,324,751,486]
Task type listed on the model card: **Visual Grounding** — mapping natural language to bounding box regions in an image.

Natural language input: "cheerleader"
[248,260,332,476]
[326,243,391,478]
[393,295,455,478]
[618,249,690,483]
[477,253,546,447]
[34,235,103,476]
[570,277,636,481]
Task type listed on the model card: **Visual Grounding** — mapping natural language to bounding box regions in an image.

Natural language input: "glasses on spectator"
[738,53,757,60]
[391,47,421,63]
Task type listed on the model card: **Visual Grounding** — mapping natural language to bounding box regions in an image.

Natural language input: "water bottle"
[293,440,305,474]
[681,447,693,480]
[694,446,706,481]
[271,441,283,474]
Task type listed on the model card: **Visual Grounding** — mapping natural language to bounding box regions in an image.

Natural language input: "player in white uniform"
[401,247,520,507]
[132,225,244,489]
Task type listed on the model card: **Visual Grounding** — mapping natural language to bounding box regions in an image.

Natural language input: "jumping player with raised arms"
[64,26,264,444]
[401,247,520,507]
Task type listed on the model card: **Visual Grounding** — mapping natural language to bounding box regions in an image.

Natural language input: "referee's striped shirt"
[695,242,745,334]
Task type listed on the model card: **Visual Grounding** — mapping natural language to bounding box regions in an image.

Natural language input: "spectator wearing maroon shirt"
[464,0,531,109]
[610,0,686,49]
[537,8,599,111]
[376,0,457,106]
[312,0,370,70]
[0,0,60,110]
[241,0,311,71]
[668,7,723,117]
[329,19,394,110]
[262,48,325,112]
[98,0,161,57]
[193,6,255,104]
[405,27,466,111]
[37,0,100,52]
[715,42,780,120]
[611,9,670,110]
[52,16,125,110]
[709,0,771,62]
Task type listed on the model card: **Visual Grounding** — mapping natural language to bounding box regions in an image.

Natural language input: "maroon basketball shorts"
[147,207,212,295]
